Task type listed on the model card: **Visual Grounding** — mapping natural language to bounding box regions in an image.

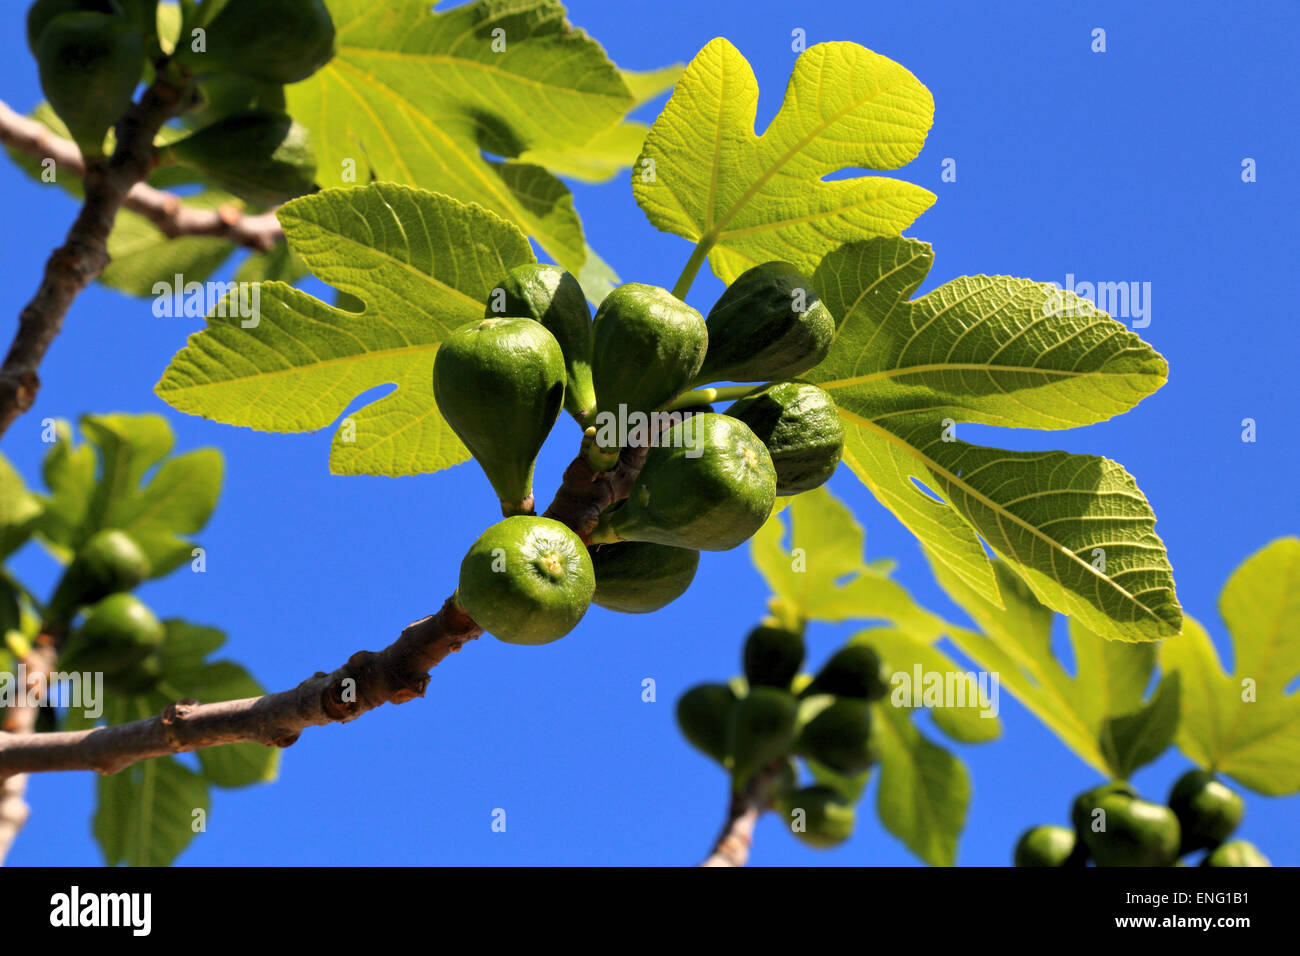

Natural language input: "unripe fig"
[1082,794,1181,866]
[693,261,834,386]
[1013,824,1078,867]
[590,413,776,552]
[433,318,565,515]
[62,592,164,677]
[48,528,151,627]
[802,644,890,702]
[796,698,877,776]
[776,785,855,848]
[743,624,804,689]
[37,10,144,159]
[728,686,798,788]
[726,381,844,495]
[676,682,737,763]
[160,110,315,206]
[457,517,594,645]
[26,0,120,53]
[190,72,287,128]
[487,264,596,425]
[1070,779,1138,838]
[590,541,699,614]
[1202,840,1270,867]
[1167,769,1244,853]
[589,283,707,450]
[176,0,335,84]
[105,651,163,695]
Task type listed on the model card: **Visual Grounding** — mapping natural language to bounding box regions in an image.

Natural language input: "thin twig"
[700,763,785,867]
[0,99,283,252]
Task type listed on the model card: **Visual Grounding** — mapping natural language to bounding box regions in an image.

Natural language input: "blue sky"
[2,0,1297,866]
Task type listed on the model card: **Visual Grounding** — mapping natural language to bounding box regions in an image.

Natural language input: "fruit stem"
[661,385,759,411]
[500,495,535,518]
[671,236,716,300]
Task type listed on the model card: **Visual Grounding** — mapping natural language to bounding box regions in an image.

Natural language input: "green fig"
[26,0,121,53]
[487,264,596,425]
[433,317,565,515]
[61,592,164,677]
[693,261,834,387]
[589,413,776,552]
[456,516,594,646]
[1167,769,1245,853]
[676,682,737,764]
[802,644,891,702]
[176,0,335,84]
[725,381,844,495]
[159,110,315,205]
[105,651,163,695]
[37,10,145,159]
[776,785,855,849]
[589,283,707,459]
[796,698,877,776]
[1202,840,1269,867]
[727,686,798,789]
[1082,794,1181,866]
[589,541,699,614]
[48,528,151,628]
[1013,824,1078,867]
[189,72,287,128]
[743,624,804,690]
[1070,779,1138,838]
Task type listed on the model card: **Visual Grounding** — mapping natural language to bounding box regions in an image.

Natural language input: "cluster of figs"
[1016,772,1269,867]
[33,528,169,694]
[29,0,330,204]
[679,627,891,849]
[435,260,845,645]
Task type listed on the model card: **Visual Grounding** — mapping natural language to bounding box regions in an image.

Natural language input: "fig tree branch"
[0,99,283,254]
[700,764,783,867]
[0,640,57,865]
[0,441,650,782]
[0,81,281,440]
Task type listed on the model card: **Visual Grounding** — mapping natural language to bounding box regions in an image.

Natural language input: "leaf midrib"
[160,341,440,393]
[843,409,1172,630]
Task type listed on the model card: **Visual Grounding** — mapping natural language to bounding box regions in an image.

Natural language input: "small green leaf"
[809,237,1180,642]
[101,194,241,297]
[36,414,222,576]
[872,702,969,866]
[157,618,227,686]
[1104,671,1181,779]
[634,39,934,284]
[1161,538,1300,795]
[748,486,942,638]
[156,183,536,476]
[0,453,42,559]
[94,699,210,869]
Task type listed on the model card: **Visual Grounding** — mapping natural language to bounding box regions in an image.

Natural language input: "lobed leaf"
[156,183,536,476]
[936,558,1177,776]
[287,0,635,272]
[1161,538,1300,794]
[634,39,935,284]
[809,237,1179,642]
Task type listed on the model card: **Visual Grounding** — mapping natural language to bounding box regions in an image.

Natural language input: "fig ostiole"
[433,317,566,516]
[456,516,594,646]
